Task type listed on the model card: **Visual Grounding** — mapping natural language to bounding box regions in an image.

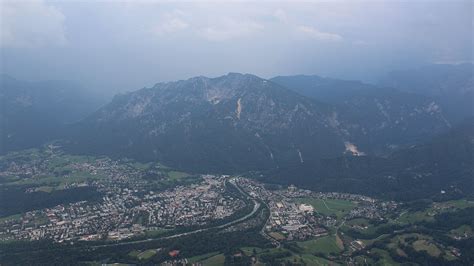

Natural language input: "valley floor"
[0,148,473,265]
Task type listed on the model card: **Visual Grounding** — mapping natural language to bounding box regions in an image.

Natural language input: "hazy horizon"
[1,1,474,264]
[1,0,473,95]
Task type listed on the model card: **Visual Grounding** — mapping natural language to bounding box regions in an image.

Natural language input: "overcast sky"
[1,0,472,94]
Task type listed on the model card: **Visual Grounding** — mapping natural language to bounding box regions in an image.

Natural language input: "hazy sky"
[1,0,472,94]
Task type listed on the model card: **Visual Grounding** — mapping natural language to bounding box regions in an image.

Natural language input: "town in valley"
[1,147,471,265]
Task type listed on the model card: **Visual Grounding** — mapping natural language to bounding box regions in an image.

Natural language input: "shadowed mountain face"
[271,75,452,153]
[65,73,452,173]
[66,73,349,172]
[0,75,103,154]
[264,119,474,201]
[1,71,471,200]
[379,63,474,123]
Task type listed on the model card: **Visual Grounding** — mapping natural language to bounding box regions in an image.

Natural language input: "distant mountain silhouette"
[0,75,102,153]
[379,63,474,123]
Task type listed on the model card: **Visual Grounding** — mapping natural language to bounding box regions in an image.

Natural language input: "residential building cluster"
[0,173,245,242]
[233,177,397,243]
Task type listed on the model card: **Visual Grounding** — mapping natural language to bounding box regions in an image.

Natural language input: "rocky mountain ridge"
[65,72,452,173]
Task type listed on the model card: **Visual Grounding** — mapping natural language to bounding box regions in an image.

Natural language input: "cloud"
[197,19,264,41]
[153,10,189,35]
[296,25,343,42]
[0,0,66,47]
[273,8,288,23]
[154,18,189,35]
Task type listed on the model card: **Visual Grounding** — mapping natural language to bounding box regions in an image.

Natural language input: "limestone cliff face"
[67,73,349,172]
[271,74,452,154]
[67,72,453,173]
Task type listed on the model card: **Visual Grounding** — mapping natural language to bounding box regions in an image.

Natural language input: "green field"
[269,232,286,240]
[413,239,441,257]
[199,254,226,266]
[130,161,152,170]
[240,247,263,256]
[5,151,104,188]
[282,254,335,265]
[0,214,22,223]
[35,186,55,193]
[387,233,447,260]
[396,210,435,224]
[335,233,344,250]
[167,171,190,180]
[298,198,356,218]
[137,249,157,260]
[249,245,338,265]
[449,225,473,238]
[10,171,102,188]
[187,252,220,264]
[396,199,474,225]
[298,235,344,255]
[437,199,474,209]
[128,249,157,260]
[127,250,140,257]
[0,148,193,190]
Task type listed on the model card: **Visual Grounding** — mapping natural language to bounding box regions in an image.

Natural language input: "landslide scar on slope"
[236,98,242,119]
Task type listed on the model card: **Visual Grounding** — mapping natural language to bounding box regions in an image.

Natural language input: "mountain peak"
[67,73,349,171]
[224,72,260,79]
[151,72,265,90]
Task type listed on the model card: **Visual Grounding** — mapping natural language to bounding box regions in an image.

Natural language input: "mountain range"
[271,75,452,154]
[0,75,103,154]
[264,118,473,200]
[64,71,458,173]
[65,73,346,172]
[379,63,473,123]
[1,64,472,200]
